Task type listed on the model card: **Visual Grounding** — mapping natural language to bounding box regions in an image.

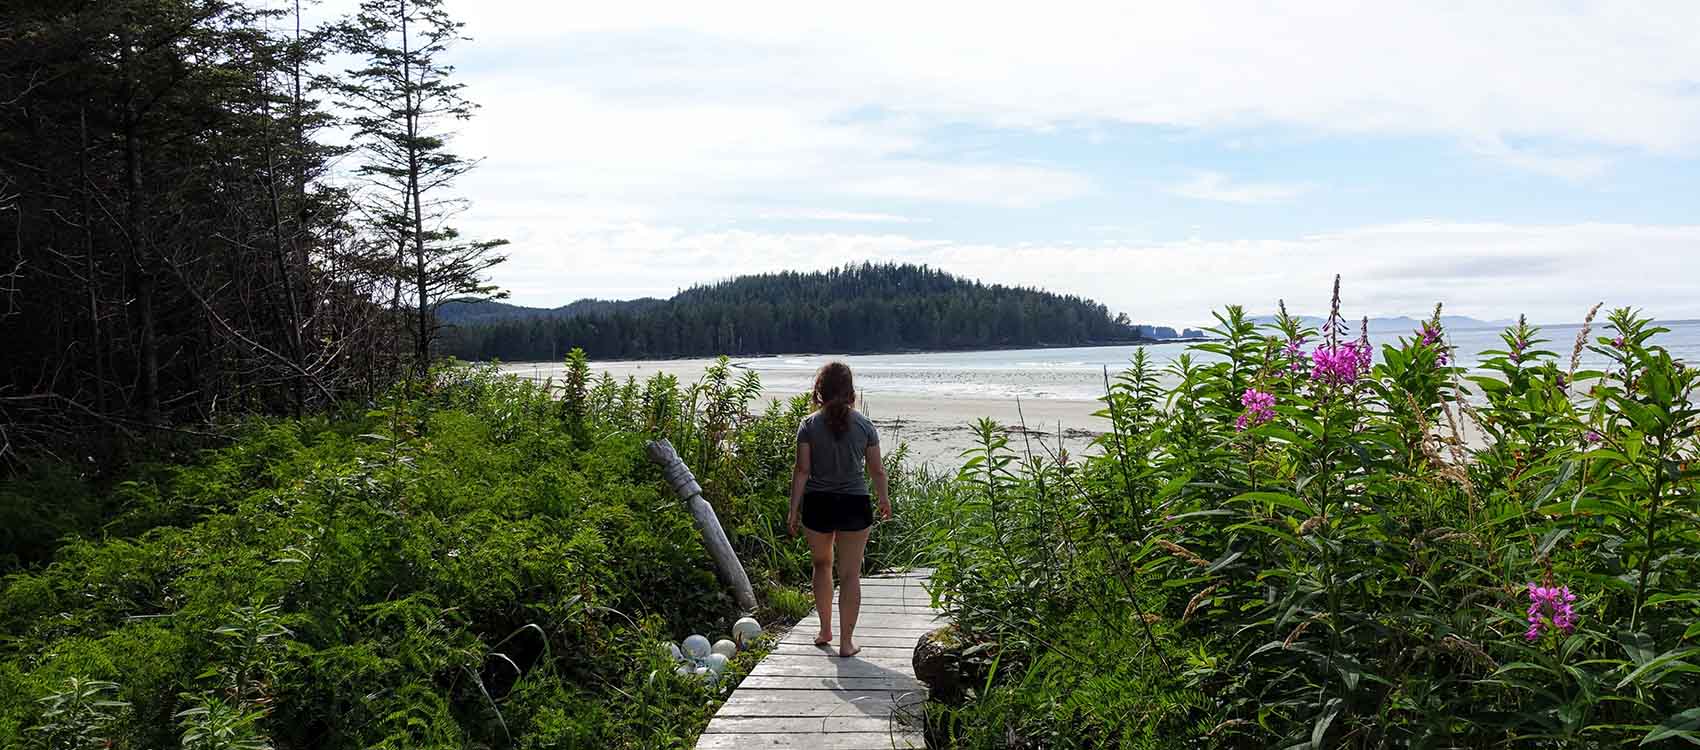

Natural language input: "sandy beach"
[498,357,1109,468]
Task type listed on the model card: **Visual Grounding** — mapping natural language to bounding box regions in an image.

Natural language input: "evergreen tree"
[331,0,507,379]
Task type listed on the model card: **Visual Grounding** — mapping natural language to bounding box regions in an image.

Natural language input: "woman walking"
[787,362,892,657]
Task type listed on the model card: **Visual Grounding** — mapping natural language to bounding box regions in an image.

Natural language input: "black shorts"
[801,491,873,533]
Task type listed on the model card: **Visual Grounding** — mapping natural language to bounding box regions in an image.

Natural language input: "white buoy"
[704,652,729,674]
[731,617,761,647]
[712,639,737,659]
[675,664,695,678]
[682,634,711,659]
[665,642,683,662]
[694,665,710,677]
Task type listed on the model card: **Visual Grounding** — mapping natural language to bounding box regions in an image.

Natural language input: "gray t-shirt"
[796,410,879,495]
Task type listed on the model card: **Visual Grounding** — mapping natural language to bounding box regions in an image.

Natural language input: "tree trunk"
[401,0,430,380]
[121,32,160,424]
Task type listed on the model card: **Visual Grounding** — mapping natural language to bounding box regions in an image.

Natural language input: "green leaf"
[1641,708,1700,745]
[1535,527,1571,561]
[1615,648,1700,690]
[1312,697,1342,748]
[1230,491,1315,516]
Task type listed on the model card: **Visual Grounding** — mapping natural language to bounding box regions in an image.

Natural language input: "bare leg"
[834,528,870,657]
[805,529,836,645]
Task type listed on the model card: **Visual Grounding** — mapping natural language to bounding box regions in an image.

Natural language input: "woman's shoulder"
[850,409,877,432]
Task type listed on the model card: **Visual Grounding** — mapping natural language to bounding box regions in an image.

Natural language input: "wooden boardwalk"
[697,569,940,749]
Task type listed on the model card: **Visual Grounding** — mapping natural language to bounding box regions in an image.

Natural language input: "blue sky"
[317,1,1700,326]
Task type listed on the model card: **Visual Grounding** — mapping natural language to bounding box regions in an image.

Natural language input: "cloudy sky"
[320,1,1699,326]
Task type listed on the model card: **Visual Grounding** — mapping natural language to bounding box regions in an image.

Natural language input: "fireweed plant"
[911,281,1700,748]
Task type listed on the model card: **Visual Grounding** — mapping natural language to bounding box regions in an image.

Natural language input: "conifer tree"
[332,0,507,379]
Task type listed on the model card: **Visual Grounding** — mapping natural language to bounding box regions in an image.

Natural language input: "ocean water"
[736,320,1700,402]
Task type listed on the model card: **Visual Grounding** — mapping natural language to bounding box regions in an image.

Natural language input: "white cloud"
[1468,138,1616,182]
[755,210,927,224]
[1165,172,1311,204]
[400,0,1700,230]
[450,1,1700,155]
[300,0,1700,320]
[845,163,1093,207]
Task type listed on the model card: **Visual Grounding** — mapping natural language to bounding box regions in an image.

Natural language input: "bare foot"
[814,630,833,647]
[838,642,861,658]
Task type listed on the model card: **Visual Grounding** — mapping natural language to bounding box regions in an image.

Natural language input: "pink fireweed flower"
[1283,336,1308,374]
[1510,337,1529,364]
[1525,583,1578,641]
[1584,430,1602,444]
[1236,388,1276,431]
[1310,342,1368,386]
[1419,324,1450,365]
[1612,336,1626,350]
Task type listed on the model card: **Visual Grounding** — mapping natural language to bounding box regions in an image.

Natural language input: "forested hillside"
[440,263,1142,360]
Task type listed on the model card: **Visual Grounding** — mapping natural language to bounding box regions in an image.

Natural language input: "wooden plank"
[783,619,938,635]
[704,715,922,734]
[777,630,933,646]
[736,675,925,692]
[749,656,916,676]
[775,639,924,653]
[696,732,924,749]
[794,612,941,625]
[716,691,923,717]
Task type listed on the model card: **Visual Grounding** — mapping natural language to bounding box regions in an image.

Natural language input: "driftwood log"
[644,438,758,612]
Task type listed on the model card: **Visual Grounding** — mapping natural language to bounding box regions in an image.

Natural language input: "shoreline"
[479,336,1209,366]
[498,358,1110,469]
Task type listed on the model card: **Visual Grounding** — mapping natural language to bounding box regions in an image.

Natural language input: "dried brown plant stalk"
[1157,539,1210,568]
[1568,302,1603,392]
[1183,583,1223,622]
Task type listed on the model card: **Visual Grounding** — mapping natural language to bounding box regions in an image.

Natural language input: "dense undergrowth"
[0,355,877,749]
[909,289,1700,748]
[8,290,1697,749]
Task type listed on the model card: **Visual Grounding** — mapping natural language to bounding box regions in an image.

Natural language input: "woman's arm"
[787,442,810,536]
[866,443,891,520]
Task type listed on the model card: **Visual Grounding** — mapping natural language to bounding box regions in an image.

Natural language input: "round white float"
[682,634,711,659]
[731,617,761,647]
[712,639,737,659]
[704,652,729,674]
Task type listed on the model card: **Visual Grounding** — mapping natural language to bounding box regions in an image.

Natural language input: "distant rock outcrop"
[1134,325,1182,340]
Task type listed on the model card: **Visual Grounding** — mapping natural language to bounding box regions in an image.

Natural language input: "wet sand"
[497,358,1107,469]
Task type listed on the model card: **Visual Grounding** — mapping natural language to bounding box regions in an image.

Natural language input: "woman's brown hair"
[812,362,856,435]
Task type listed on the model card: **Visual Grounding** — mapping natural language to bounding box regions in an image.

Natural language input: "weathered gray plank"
[716,691,923,717]
[793,612,941,625]
[749,656,916,676]
[696,732,924,749]
[704,715,922,734]
[784,620,939,635]
[770,642,917,655]
[736,675,925,692]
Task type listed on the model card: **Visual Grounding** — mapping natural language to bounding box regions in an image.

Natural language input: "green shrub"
[0,361,825,749]
[917,293,1700,747]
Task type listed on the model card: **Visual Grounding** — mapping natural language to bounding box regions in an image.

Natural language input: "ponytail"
[813,362,856,436]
